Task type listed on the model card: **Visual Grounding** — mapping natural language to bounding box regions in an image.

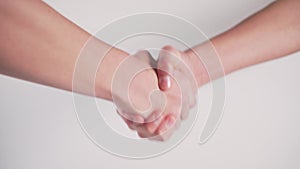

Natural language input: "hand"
[118,73,182,141]
[118,47,199,141]
[157,46,198,120]
[112,50,181,141]
[111,50,164,123]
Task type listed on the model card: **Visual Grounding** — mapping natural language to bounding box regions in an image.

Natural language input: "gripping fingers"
[157,46,182,91]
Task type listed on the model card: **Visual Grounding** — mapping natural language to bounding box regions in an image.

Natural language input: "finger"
[187,76,198,109]
[117,110,143,129]
[135,125,156,138]
[157,46,181,91]
[175,66,197,119]
[175,116,181,130]
[130,114,145,124]
[157,114,177,136]
[119,116,137,130]
[133,50,156,68]
[159,126,176,141]
[145,112,164,134]
[139,113,175,140]
[189,93,197,109]
[119,110,145,124]
[181,105,189,120]
[150,115,177,141]
[145,110,161,123]
[178,75,193,120]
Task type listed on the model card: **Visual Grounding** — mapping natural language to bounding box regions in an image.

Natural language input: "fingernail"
[159,76,171,90]
[166,116,176,128]
[146,111,159,122]
[147,123,156,133]
[159,116,176,135]
[147,116,162,133]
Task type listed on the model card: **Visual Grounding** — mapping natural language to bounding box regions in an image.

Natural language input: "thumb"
[157,46,181,91]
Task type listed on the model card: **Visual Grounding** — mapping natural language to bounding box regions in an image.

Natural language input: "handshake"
[94,45,209,141]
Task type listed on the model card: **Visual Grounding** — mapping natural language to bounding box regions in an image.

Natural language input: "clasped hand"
[112,46,198,141]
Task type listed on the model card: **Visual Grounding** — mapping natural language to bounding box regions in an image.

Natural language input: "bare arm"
[183,0,300,86]
[0,1,181,140]
[0,1,128,100]
[152,0,300,137]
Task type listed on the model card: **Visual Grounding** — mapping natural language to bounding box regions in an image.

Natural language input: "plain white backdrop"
[1,0,300,168]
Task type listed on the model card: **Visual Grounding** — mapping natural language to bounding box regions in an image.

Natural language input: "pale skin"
[1,0,300,141]
[0,0,182,141]
[124,0,300,138]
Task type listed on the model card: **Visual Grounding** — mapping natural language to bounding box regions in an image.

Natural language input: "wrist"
[184,48,210,87]
[95,46,129,101]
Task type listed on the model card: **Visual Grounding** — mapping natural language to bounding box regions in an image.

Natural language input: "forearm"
[186,0,300,86]
[0,1,127,100]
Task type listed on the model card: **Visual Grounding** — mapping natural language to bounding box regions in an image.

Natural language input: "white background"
[1,0,300,168]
